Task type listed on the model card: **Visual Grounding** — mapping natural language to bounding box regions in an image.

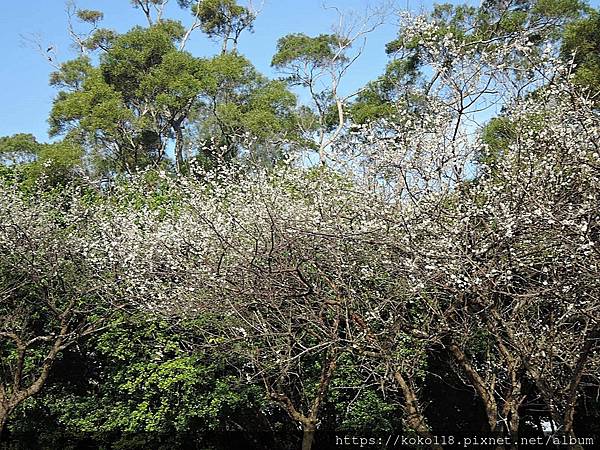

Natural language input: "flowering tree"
[0,185,127,436]
[88,38,598,450]
[96,164,446,449]
[372,75,600,447]
[4,1,600,448]
[469,82,600,443]
[333,7,599,442]
[7,72,596,446]
[175,168,391,450]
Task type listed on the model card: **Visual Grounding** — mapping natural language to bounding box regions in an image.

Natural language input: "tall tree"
[562,8,600,96]
[193,0,255,54]
[50,3,297,175]
[50,21,206,174]
[271,6,386,165]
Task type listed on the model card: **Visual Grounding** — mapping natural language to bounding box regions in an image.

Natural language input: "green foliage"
[480,116,517,164]
[50,15,299,174]
[272,33,345,72]
[76,9,104,24]
[199,52,254,95]
[100,23,185,95]
[194,0,255,46]
[141,51,204,110]
[480,96,554,169]
[50,23,197,172]
[85,28,118,52]
[0,134,83,189]
[532,0,585,19]
[348,56,424,124]
[83,318,261,433]
[327,355,403,433]
[49,57,94,91]
[188,53,300,161]
[352,0,587,126]
[242,80,296,136]
[23,141,84,189]
[562,9,600,95]
[8,315,266,449]
[0,133,41,163]
[50,69,131,136]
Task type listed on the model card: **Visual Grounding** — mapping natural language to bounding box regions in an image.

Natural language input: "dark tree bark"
[393,370,443,450]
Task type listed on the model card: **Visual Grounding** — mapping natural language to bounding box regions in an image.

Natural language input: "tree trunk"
[174,122,185,174]
[221,27,230,55]
[564,411,584,450]
[393,371,443,450]
[507,405,520,450]
[449,343,499,432]
[496,337,522,450]
[562,330,597,450]
[301,422,316,450]
[0,404,9,440]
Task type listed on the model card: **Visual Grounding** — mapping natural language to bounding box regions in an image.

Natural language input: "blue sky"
[0,0,597,141]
